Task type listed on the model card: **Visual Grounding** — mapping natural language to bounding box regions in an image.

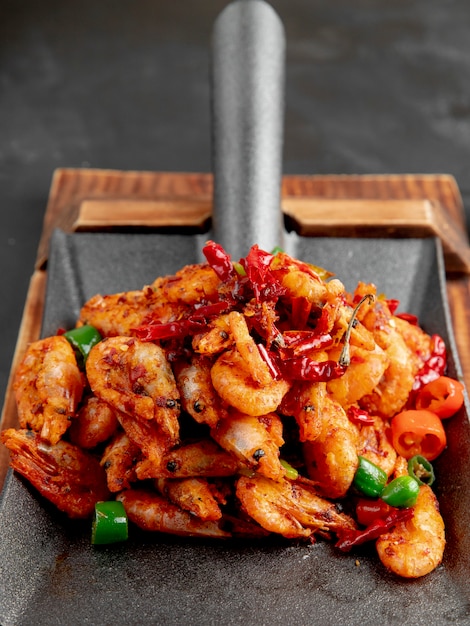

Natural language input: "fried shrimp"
[13,336,84,445]
[376,484,445,578]
[211,348,290,416]
[1,428,109,518]
[3,240,457,579]
[227,311,273,385]
[212,411,285,481]
[117,488,230,538]
[86,336,180,444]
[236,474,357,539]
[78,288,184,338]
[173,354,228,428]
[356,414,397,478]
[152,263,221,304]
[101,430,141,492]
[68,396,119,449]
[302,392,359,499]
[139,439,239,480]
[156,477,223,521]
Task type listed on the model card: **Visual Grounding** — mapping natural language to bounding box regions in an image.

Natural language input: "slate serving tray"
[0,229,469,626]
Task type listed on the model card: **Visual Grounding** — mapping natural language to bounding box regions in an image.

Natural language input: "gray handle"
[210,0,286,260]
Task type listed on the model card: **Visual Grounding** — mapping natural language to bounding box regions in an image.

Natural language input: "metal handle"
[210,0,286,259]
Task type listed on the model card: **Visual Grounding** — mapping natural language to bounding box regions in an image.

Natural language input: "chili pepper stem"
[339,294,375,367]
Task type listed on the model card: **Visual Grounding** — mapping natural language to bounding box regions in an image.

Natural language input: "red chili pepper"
[390,409,447,461]
[135,301,229,341]
[280,331,334,356]
[347,406,375,426]
[241,245,285,302]
[277,356,346,382]
[355,498,393,527]
[290,297,312,329]
[386,299,400,315]
[257,344,281,379]
[202,240,235,281]
[396,312,419,325]
[335,507,414,551]
[415,375,465,419]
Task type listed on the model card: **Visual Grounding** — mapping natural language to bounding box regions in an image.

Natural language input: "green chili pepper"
[92,501,128,545]
[270,246,284,255]
[380,475,420,508]
[353,456,388,498]
[408,455,435,487]
[64,324,102,365]
[280,459,299,481]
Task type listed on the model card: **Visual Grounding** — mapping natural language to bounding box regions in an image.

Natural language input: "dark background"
[1,0,470,404]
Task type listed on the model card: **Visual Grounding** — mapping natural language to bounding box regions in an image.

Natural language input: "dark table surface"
[1,0,470,405]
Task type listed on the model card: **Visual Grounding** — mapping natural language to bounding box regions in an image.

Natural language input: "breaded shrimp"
[1,428,109,518]
[13,335,84,445]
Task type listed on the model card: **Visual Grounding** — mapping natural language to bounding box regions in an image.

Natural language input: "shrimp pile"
[2,241,454,578]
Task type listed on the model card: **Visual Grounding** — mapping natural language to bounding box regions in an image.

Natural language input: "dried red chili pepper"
[396,312,419,325]
[386,298,400,314]
[202,240,235,282]
[335,507,414,551]
[135,301,229,341]
[241,245,285,302]
[280,331,334,357]
[290,297,312,329]
[257,343,281,379]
